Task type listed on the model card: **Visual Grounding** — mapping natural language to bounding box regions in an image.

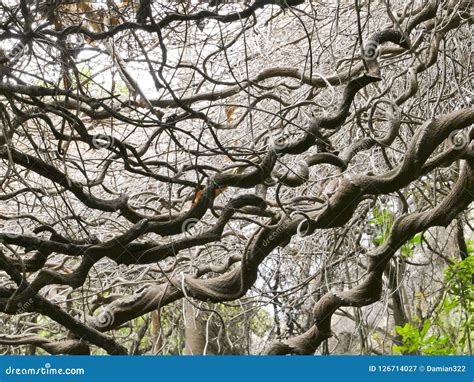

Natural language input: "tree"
[0,0,472,355]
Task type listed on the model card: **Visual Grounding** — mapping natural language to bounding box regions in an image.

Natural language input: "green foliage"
[466,240,474,255]
[369,208,394,246]
[251,307,272,337]
[114,80,130,96]
[108,301,273,355]
[214,302,272,352]
[393,255,473,355]
[73,64,132,96]
[368,208,421,257]
[400,234,422,257]
[444,255,474,296]
[393,321,456,355]
[79,64,92,83]
[153,304,184,355]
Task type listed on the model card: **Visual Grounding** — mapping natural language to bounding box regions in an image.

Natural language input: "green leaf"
[420,320,430,338]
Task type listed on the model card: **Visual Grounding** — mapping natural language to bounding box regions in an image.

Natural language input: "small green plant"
[368,209,421,257]
[393,321,456,355]
[369,208,394,246]
[393,254,473,355]
[466,240,474,255]
[400,233,422,257]
[444,255,474,296]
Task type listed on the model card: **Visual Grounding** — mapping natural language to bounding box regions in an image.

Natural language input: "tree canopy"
[0,0,472,355]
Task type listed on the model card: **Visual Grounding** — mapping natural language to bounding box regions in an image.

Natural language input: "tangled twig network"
[0,0,472,356]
